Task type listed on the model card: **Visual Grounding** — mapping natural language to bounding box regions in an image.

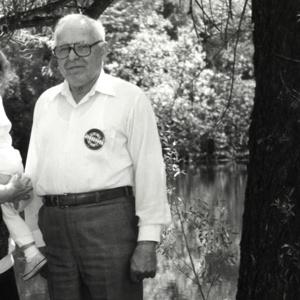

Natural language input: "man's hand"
[130,241,157,283]
[0,174,32,204]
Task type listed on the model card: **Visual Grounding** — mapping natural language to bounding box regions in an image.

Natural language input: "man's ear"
[101,41,109,56]
[99,41,109,63]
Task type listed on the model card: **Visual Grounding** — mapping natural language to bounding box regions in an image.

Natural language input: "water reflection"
[144,163,247,300]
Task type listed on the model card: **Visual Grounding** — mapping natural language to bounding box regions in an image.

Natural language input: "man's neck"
[70,76,99,103]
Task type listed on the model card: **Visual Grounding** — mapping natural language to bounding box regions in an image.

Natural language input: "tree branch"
[0,0,72,30]
[215,0,249,128]
[83,0,116,19]
[0,0,116,31]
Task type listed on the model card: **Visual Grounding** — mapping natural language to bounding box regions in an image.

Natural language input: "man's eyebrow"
[57,41,88,46]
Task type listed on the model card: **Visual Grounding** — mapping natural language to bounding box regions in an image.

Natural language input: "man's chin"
[67,76,86,87]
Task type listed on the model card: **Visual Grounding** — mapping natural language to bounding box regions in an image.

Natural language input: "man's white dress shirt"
[25,71,171,245]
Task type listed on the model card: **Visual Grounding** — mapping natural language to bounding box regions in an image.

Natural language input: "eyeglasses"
[53,40,103,59]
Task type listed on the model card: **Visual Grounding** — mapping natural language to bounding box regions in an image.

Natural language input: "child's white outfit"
[0,96,46,280]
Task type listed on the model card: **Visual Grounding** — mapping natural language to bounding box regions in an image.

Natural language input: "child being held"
[0,97,46,281]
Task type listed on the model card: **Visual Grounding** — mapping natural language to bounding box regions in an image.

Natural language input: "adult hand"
[0,174,32,204]
[130,241,157,283]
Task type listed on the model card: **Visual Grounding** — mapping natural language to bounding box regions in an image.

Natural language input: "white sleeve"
[126,91,171,242]
[24,99,45,247]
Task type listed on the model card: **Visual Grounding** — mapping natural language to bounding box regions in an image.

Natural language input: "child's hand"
[0,174,33,204]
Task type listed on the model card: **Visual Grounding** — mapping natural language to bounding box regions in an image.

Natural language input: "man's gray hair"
[53,14,106,44]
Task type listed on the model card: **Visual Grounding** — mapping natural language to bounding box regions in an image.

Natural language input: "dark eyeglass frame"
[53,40,104,59]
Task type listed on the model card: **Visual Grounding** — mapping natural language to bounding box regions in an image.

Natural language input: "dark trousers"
[38,196,143,300]
[0,267,20,300]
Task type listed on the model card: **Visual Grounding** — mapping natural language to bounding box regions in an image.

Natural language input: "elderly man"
[25,13,171,300]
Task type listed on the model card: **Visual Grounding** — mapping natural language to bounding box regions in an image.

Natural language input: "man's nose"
[68,48,78,60]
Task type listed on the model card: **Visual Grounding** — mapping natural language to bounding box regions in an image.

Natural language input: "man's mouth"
[66,65,85,71]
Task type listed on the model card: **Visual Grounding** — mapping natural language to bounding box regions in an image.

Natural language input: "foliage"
[159,129,238,299]
[0,32,56,161]
[159,197,238,299]
[104,1,254,166]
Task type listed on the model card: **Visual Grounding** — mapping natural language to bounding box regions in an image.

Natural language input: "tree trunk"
[237,1,300,299]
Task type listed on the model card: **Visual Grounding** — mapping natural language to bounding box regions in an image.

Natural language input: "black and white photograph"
[0,0,297,299]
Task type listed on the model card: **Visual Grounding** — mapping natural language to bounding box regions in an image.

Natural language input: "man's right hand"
[0,174,32,204]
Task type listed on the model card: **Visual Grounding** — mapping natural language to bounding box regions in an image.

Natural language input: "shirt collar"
[93,70,116,97]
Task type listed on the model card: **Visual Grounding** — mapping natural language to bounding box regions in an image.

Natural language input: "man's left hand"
[130,241,157,283]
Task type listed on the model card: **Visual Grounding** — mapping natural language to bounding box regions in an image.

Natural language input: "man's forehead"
[55,23,93,45]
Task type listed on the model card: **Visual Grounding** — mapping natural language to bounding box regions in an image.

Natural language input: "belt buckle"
[60,193,70,208]
[53,195,60,206]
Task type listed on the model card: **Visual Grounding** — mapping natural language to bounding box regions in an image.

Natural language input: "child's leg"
[1,203,35,247]
[1,203,47,280]
[1,203,42,260]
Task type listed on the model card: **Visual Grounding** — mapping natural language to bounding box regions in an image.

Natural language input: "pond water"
[15,163,247,300]
[144,163,247,300]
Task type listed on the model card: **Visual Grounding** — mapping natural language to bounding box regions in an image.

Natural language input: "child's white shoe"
[22,252,47,281]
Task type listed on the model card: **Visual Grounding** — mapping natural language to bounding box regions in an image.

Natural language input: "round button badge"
[84,128,105,150]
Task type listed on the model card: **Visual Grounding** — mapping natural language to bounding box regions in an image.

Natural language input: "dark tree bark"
[0,0,116,32]
[161,0,178,40]
[83,0,115,19]
[237,1,300,299]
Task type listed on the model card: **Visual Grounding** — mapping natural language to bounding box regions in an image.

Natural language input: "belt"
[43,186,133,208]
